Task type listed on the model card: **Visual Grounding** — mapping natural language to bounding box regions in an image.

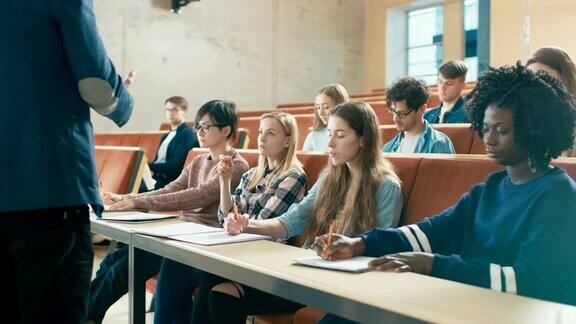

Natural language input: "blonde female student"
[156,111,308,324]
[302,83,350,152]
[208,101,403,323]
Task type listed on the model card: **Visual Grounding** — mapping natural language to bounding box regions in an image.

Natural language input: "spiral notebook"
[292,256,376,273]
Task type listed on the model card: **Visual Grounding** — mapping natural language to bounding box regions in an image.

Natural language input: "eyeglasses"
[193,124,222,132]
[387,107,415,119]
[165,107,184,113]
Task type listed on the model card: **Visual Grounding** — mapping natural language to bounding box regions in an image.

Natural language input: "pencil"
[232,201,240,222]
[326,219,336,247]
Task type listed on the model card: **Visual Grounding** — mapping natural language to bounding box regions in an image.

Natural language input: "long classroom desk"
[90,216,182,324]
[129,227,576,324]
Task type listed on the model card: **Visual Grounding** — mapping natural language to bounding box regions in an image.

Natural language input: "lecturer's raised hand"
[124,69,137,89]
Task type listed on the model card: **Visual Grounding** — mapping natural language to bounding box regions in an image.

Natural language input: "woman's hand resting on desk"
[101,191,126,205]
[223,213,249,235]
[108,199,135,211]
[368,252,434,274]
[217,154,234,180]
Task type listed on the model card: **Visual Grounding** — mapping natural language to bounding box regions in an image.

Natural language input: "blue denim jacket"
[382,120,455,154]
[277,174,403,240]
[0,0,133,213]
[424,96,468,124]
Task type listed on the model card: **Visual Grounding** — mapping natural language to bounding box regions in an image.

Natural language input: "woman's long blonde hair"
[246,112,303,190]
[312,83,350,131]
[306,102,399,242]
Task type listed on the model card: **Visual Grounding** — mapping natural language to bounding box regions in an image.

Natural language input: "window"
[407,6,444,85]
[464,0,479,81]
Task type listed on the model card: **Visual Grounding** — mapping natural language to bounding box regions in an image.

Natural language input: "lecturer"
[0,1,135,323]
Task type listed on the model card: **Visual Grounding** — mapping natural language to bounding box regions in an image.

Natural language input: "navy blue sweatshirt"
[360,167,576,305]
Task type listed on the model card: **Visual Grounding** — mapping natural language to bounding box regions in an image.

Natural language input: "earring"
[528,158,537,175]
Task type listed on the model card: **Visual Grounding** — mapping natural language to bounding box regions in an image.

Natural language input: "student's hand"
[108,199,135,211]
[369,252,434,274]
[217,154,234,180]
[311,234,365,261]
[124,69,137,89]
[101,191,126,205]
[223,213,249,235]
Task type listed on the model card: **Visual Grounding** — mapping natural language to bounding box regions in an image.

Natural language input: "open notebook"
[292,256,376,273]
[100,211,176,223]
[170,232,271,246]
[134,222,271,245]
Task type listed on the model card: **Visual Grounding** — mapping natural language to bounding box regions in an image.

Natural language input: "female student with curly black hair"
[314,63,576,323]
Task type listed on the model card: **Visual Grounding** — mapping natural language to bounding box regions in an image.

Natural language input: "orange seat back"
[403,157,503,225]
[470,135,486,154]
[137,131,169,162]
[96,146,145,194]
[432,123,474,154]
[427,92,441,108]
[385,155,422,212]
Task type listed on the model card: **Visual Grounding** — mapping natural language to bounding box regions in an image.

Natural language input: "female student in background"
[314,63,576,323]
[526,46,576,156]
[302,83,349,152]
[154,111,307,324]
[209,101,403,323]
[88,100,249,323]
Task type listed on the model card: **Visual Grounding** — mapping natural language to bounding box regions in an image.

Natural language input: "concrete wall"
[490,0,576,67]
[92,0,365,131]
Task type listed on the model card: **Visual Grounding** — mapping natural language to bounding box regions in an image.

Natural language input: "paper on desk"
[292,256,376,273]
[133,222,221,238]
[170,231,271,246]
[100,212,176,222]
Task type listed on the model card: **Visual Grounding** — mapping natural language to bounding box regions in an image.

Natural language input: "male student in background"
[0,1,135,322]
[145,96,199,191]
[383,77,455,154]
[424,59,469,124]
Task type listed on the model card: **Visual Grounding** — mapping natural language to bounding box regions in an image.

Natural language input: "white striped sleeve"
[490,263,502,291]
[398,226,422,252]
[489,264,517,294]
[408,224,432,253]
[502,266,517,294]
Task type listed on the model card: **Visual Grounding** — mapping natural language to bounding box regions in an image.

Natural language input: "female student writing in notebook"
[87,100,249,324]
[314,64,576,323]
[302,83,350,152]
[208,101,403,323]
[153,111,307,324]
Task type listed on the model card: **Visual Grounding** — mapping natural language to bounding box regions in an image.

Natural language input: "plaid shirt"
[219,167,307,221]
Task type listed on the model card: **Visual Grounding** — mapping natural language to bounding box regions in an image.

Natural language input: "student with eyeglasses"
[154,111,308,324]
[87,100,249,324]
[144,96,198,191]
[302,84,350,152]
[383,77,455,154]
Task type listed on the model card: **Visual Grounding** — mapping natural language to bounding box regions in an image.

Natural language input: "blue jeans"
[88,244,162,323]
[154,258,205,324]
[0,205,93,324]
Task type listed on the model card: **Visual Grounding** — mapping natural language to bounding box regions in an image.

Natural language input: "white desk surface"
[131,232,576,324]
